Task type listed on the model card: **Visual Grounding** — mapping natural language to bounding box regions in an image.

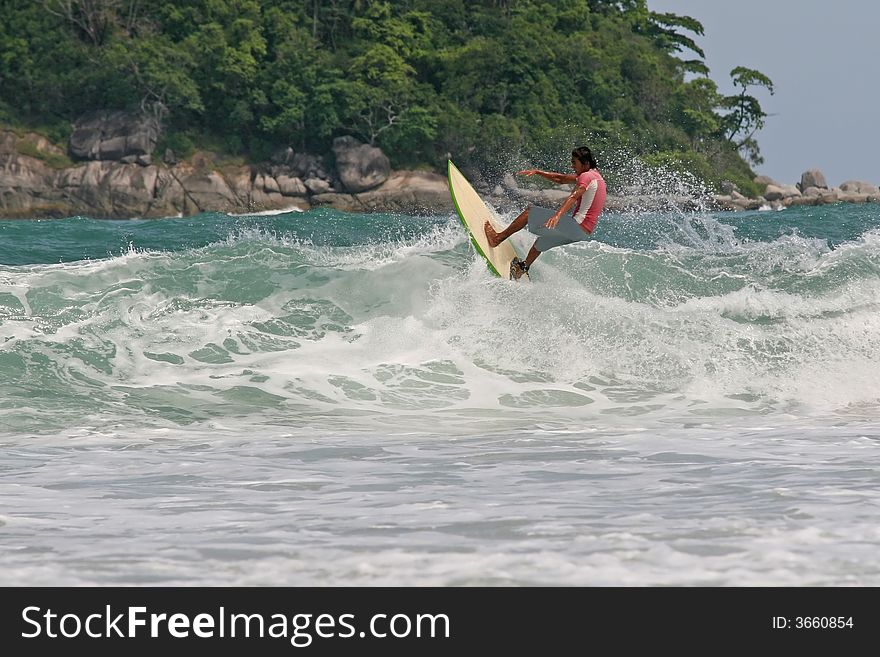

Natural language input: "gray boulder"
[223,167,252,202]
[783,195,820,207]
[69,110,161,161]
[58,161,115,216]
[764,184,801,201]
[0,133,62,215]
[276,175,307,196]
[802,187,838,204]
[803,186,838,204]
[840,180,880,195]
[800,169,828,191]
[838,192,869,204]
[332,136,390,193]
[712,194,739,211]
[103,163,162,216]
[753,175,779,187]
[313,170,451,213]
[289,153,327,180]
[255,172,280,194]
[177,169,238,212]
[763,184,785,202]
[304,177,331,195]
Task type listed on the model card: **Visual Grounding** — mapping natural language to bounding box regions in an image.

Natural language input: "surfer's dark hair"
[572,146,597,169]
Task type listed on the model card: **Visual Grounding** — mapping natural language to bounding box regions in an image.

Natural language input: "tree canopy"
[0,0,772,192]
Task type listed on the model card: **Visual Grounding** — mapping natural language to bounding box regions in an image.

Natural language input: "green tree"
[40,0,121,46]
[644,11,708,74]
[332,1,437,156]
[0,0,775,188]
[674,77,721,147]
[720,66,775,165]
[104,34,203,120]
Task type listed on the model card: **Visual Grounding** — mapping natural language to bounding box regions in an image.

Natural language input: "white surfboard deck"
[448,160,528,281]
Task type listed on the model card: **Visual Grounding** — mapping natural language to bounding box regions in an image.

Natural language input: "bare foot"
[485,221,503,247]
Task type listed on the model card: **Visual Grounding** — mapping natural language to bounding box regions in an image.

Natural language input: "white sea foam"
[227,206,305,217]
[2,207,880,586]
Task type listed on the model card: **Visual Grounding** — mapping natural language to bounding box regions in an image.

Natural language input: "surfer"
[485,146,606,279]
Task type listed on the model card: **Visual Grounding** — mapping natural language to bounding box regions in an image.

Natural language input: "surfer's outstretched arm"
[517,169,577,185]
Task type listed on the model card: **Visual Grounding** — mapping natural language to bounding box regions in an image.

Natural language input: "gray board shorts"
[526,206,592,252]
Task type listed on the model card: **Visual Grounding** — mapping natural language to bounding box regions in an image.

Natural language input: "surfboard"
[447,160,529,281]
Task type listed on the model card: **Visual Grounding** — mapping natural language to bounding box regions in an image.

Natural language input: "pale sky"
[648,0,878,187]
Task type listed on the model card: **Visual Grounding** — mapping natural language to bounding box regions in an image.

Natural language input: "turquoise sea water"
[1,202,879,585]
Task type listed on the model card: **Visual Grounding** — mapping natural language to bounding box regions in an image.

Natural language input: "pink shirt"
[572,169,606,233]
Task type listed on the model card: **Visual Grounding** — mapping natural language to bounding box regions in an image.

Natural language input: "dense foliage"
[0,0,772,192]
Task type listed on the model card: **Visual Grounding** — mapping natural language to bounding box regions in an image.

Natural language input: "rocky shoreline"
[0,126,460,219]
[1,111,878,220]
[712,172,880,211]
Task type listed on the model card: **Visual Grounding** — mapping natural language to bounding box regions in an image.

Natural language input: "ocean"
[1,201,878,586]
